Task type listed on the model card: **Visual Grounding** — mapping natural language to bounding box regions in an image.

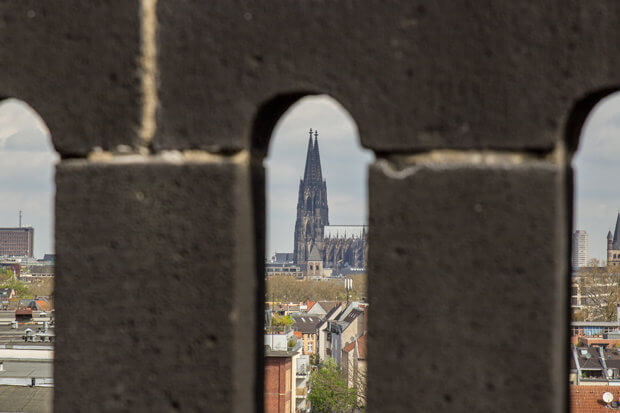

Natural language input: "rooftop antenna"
[18,211,22,228]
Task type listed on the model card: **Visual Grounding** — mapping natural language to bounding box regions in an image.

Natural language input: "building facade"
[292,129,367,272]
[324,225,367,270]
[0,228,34,258]
[264,353,293,413]
[572,230,588,268]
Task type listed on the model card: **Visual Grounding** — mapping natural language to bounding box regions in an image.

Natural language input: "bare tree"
[574,259,620,321]
[265,274,367,303]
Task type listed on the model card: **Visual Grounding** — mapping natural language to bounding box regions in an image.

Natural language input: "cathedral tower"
[293,129,329,265]
[608,212,620,266]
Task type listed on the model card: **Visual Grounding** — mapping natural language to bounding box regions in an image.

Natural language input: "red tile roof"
[571,385,620,412]
[342,333,367,360]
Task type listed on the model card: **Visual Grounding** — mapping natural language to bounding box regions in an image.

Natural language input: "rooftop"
[292,315,321,334]
[343,333,367,359]
[0,386,52,413]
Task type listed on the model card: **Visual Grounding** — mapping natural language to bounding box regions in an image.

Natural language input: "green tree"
[0,269,32,298]
[310,353,321,366]
[308,357,357,413]
[271,313,293,328]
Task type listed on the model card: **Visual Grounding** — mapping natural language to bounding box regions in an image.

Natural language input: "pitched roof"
[343,333,367,360]
[324,305,340,320]
[319,301,341,314]
[308,245,322,261]
[292,315,321,334]
[571,385,620,411]
[343,309,364,324]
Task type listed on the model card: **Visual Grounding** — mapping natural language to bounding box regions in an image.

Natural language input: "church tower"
[293,129,329,265]
[608,212,620,266]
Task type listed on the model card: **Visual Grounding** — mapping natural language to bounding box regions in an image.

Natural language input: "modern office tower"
[0,227,34,257]
[572,230,588,268]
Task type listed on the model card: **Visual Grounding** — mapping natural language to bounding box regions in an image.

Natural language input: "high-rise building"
[0,227,34,257]
[571,230,588,268]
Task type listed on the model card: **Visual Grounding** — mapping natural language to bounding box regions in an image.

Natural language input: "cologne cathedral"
[293,129,367,271]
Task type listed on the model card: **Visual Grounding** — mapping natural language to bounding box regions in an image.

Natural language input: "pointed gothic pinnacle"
[309,128,313,139]
[314,130,318,139]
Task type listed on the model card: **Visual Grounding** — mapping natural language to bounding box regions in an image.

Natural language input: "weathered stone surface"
[54,159,257,412]
[367,161,568,412]
[6,2,610,411]
[156,1,620,153]
[0,2,142,156]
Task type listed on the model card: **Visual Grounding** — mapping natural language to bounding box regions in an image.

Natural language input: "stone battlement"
[1,2,617,411]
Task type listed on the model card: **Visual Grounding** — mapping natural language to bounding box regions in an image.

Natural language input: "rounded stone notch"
[564,87,620,158]
[0,2,144,157]
[250,92,317,158]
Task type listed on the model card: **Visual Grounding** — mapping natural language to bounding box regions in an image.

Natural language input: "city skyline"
[1,91,619,263]
[0,99,58,258]
[573,92,620,264]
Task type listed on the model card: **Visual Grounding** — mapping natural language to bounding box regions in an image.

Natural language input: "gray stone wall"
[1,1,618,411]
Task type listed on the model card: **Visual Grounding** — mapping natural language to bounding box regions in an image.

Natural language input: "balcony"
[296,387,307,397]
[296,364,310,377]
[264,325,291,334]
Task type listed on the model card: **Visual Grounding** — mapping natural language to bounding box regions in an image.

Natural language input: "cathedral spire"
[302,128,324,184]
[613,212,620,249]
[303,129,314,182]
[294,128,330,265]
[311,130,324,183]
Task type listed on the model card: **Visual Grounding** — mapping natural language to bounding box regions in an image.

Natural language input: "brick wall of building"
[264,357,292,413]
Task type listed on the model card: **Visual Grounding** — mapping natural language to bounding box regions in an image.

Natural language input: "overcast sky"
[0,93,618,263]
[0,99,58,259]
[573,92,620,263]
